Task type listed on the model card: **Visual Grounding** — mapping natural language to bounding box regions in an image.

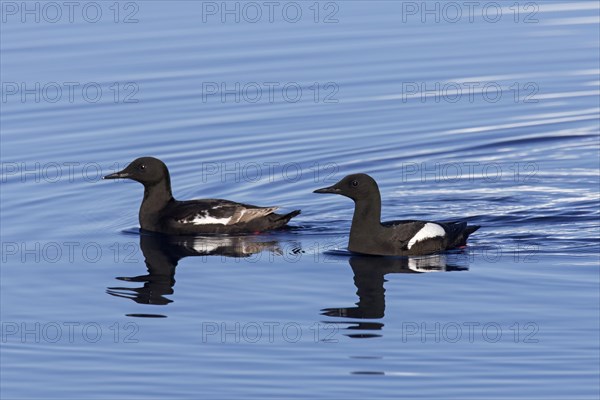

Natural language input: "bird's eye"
[139,164,146,171]
[351,180,359,187]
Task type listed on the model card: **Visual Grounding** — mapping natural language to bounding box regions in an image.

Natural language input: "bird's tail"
[456,225,480,247]
[465,225,480,236]
[268,209,301,230]
[275,209,301,223]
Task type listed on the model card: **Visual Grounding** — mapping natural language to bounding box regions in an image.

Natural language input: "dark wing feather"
[381,220,428,245]
[383,219,479,252]
[166,199,278,226]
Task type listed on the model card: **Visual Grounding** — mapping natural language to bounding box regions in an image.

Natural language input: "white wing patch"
[179,206,279,226]
[407,223,445,249]
[188,214,232,225]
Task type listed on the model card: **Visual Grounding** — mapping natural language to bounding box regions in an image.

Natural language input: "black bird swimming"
[103,157,300,235]
[314,173,479,256]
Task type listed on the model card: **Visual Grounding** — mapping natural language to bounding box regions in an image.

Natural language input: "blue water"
[1,1,599,399]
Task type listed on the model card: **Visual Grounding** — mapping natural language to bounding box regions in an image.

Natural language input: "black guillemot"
[103,157,300,235]
[314,173,479,256]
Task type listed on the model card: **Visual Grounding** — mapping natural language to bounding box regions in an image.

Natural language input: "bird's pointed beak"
[313,185,341,194]
[103,170,129,180]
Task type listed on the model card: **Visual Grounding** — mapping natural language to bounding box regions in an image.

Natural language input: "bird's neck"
[348,193,382,253]
[139,179,174,230]
[351,194,382,228]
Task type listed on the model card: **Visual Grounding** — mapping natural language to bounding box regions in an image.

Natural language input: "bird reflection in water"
[321,254,468,338]
[107,232,289,309]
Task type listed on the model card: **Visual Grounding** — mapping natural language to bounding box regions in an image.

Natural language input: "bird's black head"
[103,157,170,186]
[313,173,380,201]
